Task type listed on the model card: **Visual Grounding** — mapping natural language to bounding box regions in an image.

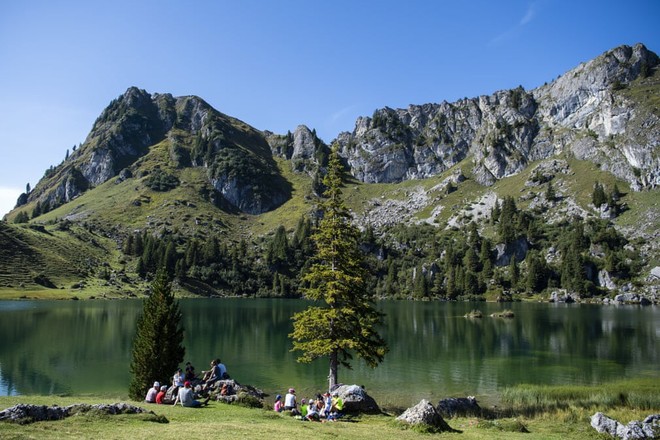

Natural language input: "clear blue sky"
[1,0,658,216]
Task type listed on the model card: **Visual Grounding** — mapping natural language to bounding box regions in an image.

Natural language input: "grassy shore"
[1,379,658,440]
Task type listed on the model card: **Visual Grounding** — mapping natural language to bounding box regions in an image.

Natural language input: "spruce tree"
[128,268,185,400]
[592,182,607,207]
[290,146,388,391]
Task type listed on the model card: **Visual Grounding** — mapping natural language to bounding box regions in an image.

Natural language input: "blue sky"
[1,0,658,216]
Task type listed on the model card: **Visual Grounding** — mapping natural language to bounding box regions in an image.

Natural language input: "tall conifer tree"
[128,268,185,400]
[290,146,388,391]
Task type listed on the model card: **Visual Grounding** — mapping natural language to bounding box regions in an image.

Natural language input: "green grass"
[500,378,660,415]
[2,393,653,440]
[244,157,315,237]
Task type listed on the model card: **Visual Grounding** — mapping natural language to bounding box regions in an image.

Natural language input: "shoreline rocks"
[0,403,152,424]
[396,399,455,432]
[591,412,660,439]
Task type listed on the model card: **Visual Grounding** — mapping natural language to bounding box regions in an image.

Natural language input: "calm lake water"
[0,299,658,407]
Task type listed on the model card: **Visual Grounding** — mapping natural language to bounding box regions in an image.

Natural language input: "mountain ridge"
[12,43,659,219]
[2,42,659,301]
[335,43,659,189]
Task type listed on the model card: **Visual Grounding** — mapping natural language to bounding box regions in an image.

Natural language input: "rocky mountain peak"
[22,87,291,216]
[334,43,659,189]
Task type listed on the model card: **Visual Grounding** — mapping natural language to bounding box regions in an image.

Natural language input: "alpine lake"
[1,298,658,409]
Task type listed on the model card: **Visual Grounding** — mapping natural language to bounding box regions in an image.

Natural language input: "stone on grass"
[396,399,453,432]
[591,412,660,439]
[330,384,380,414]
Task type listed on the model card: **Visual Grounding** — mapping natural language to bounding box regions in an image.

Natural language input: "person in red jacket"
[155,385,168,404]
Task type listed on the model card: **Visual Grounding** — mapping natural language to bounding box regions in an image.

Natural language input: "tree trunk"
[328,350,338,391]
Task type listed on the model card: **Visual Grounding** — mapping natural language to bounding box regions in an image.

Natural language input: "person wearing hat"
[284,387,300,414]
[145,381,160,403]
[174,381,210,407]
[155,385,168,404]
[273,394,284,412]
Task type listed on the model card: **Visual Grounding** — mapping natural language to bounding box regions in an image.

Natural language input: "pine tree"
[525,251,547,293]
[498,196,518,244]
[128,268,185,400]
[267,225,289,268]
[545,181,556,202]
[123,234,134,255]
[413,266,428,299]
[509,256,519,289]
[592,182,607,207]
[290,146,388,391]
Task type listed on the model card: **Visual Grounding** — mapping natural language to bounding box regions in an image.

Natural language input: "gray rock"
[599,269,617,290]
[495,238,529,266]
[549,290,579,303]
[331,384,380,414]
[591,412,660,439]
[592,412,625,437]
[650,267,660,280]
[615,293,641,304]
[396,399,454,432]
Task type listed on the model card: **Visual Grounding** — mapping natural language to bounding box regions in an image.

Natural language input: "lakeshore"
[1,382,658,440]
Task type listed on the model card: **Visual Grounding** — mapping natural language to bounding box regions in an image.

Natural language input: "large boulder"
[396,399,454,432]
[591,412,660,439]
[436,396,481,418]
[331,384,380,414]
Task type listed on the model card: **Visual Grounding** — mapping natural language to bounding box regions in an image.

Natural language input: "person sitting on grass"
[299,398,308,417]
[174,381,210,407]
[329,392,343,419]
[155,385,168,404]
[145,381,160,403]
[305,398,320,421]
[273,394,284,412]
[284,388,300,415]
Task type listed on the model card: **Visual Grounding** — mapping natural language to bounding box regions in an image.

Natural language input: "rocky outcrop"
[548,290,579,303]
[494,238,529,266]
[396,399,454,432]
[266,125,329,175]
[335,44,659,189]
[614,293,652,305]
[0,403,152,424]
[591,412,660,439]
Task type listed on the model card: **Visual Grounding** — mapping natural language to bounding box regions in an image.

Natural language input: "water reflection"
[0,300,657,407]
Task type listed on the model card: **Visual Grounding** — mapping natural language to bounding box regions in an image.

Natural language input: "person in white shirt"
[284,388,300,415]
[145,381,160,403]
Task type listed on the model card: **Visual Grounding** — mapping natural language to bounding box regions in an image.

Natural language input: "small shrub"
[477,418,529,433]
[235,392,263,409]
[145,168,180,191]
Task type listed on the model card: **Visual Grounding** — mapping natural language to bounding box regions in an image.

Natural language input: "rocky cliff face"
[25,87,290,215]
[334,44,659,189]
[266,124,328,174]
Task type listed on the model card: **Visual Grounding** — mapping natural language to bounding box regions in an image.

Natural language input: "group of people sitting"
[274,387,344,421]
[144,358,229,408]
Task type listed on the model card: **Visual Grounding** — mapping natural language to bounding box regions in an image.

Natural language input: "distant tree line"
[121,191,640,300]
